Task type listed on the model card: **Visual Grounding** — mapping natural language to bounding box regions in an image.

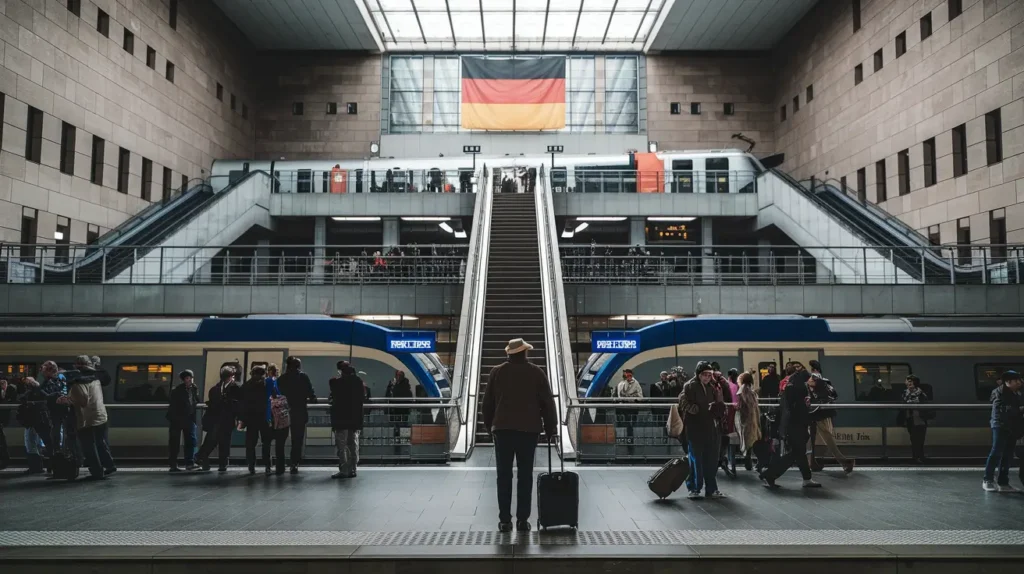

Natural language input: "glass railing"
[550,169,758,194]
[270,169,477,194]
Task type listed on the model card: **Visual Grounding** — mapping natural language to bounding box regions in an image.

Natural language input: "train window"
[854,363,911,402]
[974,364,1023,402]
[705,157,729,194]
[671,159,693,193]
[116,363,173,402]
[297,170,312,193]
[0,362,37,386]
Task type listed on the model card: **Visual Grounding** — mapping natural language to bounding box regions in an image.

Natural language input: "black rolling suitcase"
[648,457,689,499]
[536,437,579,531]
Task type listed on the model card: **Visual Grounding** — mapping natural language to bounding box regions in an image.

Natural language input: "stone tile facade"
[646,54,776,154]
[774,0,1024,244]
[0,0,254,244]
[254,53,381,160]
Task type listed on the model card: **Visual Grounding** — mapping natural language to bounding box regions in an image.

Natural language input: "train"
[210,149,765,195]
[0,316,452,458]
[577,315,1024,457]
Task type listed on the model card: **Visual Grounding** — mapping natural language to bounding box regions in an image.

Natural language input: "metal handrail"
[570,401,990,410]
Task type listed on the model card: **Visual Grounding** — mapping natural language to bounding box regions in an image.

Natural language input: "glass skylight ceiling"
[365,0,667,52]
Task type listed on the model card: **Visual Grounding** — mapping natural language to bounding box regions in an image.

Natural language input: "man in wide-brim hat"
[481,338,558,534]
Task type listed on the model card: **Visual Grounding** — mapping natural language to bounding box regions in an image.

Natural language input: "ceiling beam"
[542,0,550,46]
[479,0,486,48]
[374,0,397,45]
[512,0,516,51]
[632,0,654,44]
[410,0,427,44]
[445,0,457,46]
[571,0,585,47]
[602,0,619,44]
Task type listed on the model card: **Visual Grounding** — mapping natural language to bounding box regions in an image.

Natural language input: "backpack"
[270,395,291,429]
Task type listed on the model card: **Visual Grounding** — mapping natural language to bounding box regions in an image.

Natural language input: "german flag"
[461,57,566,131]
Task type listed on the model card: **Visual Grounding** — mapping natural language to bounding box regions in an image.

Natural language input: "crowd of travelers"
[325,244,466,282]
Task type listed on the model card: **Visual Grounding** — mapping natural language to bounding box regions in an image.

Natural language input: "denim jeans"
[24,427,45,455]
[984,428,1016,485]
[169,421,197,467]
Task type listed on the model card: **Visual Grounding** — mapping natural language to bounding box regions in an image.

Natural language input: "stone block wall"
[254,52,381,160]
[646,54,776,154]
[0,0,254,244]
[774,0,1024,244]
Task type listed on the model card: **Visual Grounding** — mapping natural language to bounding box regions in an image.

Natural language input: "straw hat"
[504,338,534,355]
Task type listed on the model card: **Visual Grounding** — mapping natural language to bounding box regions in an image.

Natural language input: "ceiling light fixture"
[574,222,589,233]
[647,216,696,222]
[401,217,451,222]
[331,216,382,222]
[577,217,627,222]
[439,222,454,234]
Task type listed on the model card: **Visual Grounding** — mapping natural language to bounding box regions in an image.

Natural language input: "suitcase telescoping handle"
[547,435,563,473]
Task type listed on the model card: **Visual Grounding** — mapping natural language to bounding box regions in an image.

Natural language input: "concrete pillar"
[256,239,270,282]
[312,217,326,284]
[758,239,771,280]
[701,217,714,285]
[629,217,646,246]
[383,217,400,247]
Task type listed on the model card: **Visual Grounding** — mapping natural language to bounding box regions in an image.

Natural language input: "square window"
[949,0,962,21]
[952,123,967,177]
[230,94,236,111]
[347,103,357,115]
[146,46,156,69]
[806,84,814,102]
[896,32,907,57]
[690,102,701,115]
[292,102,304,116]
[780,105,787,122]
[920,13,932,40]
[97,9,109,37]
[169,0,178,30]
[793,95,799,113]
[923,137,936,187]
[67,0,80,17]
[874,49,883,72]
[986,109,1002,165]
[165,61,175,83]
[123,29,134,54]
[216,83,223,101]
[327,102,337,115]
[670,102,680,115]
[854,64,863,85]
[723,103,735,115]
[242,103,248,119]
[852,0,861,32]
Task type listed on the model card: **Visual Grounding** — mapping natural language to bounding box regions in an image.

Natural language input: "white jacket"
[616,378,644,401]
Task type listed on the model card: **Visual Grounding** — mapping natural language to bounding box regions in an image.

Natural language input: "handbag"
[270,395,291,429]
[665,405,684,439]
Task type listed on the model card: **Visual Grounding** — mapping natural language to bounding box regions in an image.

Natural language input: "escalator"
[761,169,1016,284]
[3,171,275,284]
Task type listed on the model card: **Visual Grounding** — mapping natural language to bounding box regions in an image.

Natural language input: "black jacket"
[390,378,412,399]
[990,385,1024,435]
[203,380,241,427]
[278,370,317,425]
[329,372,365,431]
[809,377,838,421]
[759,373,780,399]
[166,382,199,426]
[241,377,269,426]
[778,371,811,436]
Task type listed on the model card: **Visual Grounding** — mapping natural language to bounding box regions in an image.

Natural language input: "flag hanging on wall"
[461,57,566,131]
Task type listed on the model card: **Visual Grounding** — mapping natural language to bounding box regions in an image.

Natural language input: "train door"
[671,159,694,193]
[780,349,820,372]
[740,350,781,393]
[202,349,287,399]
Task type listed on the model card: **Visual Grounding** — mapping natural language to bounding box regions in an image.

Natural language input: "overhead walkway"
[1,172,275,285]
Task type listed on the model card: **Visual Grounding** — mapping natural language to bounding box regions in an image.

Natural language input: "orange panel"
[634,153,664,193]
[411,425,447,445]
[580,424,617,444]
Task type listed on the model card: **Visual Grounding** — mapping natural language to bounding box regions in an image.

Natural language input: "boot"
[24,454,45,474]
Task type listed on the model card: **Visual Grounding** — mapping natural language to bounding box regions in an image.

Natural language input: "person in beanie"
[482,338,558,534]
[167,369,199,471]
[680,361,726,499]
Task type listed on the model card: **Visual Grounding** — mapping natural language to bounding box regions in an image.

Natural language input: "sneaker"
[997,484,1018,493]
[218,467,228,473]
[331,471,347,479]
[708,491,726,499]
[516,521,531,532]
[104,468,117,476]
[185,464,197,471]
[265,467,274,476]
[290,466,299,475]
[498,522,513,533]
[169,466,181,472]
[983,480,998,492]
[687,490,702,500]
[248,467,256,476]
[843,461,855,475]
[802,479,822,488]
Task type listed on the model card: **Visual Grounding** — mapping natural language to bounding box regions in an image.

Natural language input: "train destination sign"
[387,332,437,353]
[591,332,641,354]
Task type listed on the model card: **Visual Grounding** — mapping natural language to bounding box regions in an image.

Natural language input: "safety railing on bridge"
[571,400,994,464]
[1,244,468,286]
[267,169,476,195]
[560,244,1024,285]
[549,169,758,194]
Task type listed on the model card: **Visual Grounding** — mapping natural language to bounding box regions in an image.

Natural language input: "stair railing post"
[39,245,45,284]
[71,245,77,284]
[920,246,926,284]
[158,247,164,283]
[982,247,988,284]
[949,250,955,285]
[862,247,868,284]
[101,248,107,283]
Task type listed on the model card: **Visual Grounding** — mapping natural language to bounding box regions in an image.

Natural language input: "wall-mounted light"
[331,216,381,222]
[647,216,695,222]
[53,231,64,240]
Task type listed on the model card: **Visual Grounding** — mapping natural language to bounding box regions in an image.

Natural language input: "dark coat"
[778,371,811,437]
[241,377,269,426]
[759,373,780,399]
[329,372,365,431]
[482,355,557,436]
[990,385,1024,434]
[391,378,413,399]
[166,382,199,426]
[203,380,241,428]
[809,377,838,421]
[278,370,317,425]
[679,376,723,437]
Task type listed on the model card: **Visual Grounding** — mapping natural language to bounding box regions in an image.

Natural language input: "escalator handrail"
[810,178,932,247]
[91,178,212,247]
